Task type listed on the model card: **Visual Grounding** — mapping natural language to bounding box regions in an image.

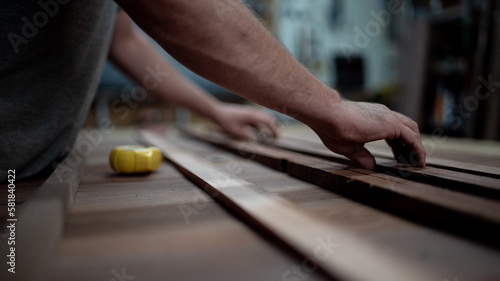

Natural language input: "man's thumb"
[346,147,376,170]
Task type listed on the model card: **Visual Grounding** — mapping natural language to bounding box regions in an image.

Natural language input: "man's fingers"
[255,114,279,139]
[345,146,376,170]
[395,112,421,138]
[385,139,403,161]
[387,139,414,164]
[228,125,251,140]
[396,125,426,167]
[383,111,426,167]
[264,117,280,138]
[248,114,279,142]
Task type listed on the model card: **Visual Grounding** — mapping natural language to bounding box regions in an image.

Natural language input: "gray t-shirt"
[0,0,117,182]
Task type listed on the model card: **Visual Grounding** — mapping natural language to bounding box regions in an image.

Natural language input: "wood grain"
[45,131,333,281]
[280,124,500,177]
[41,128,500,280]
[141,130,436,281]
[181,126,500,247]
[368,144,500,179]
[174,130,500,280]
[273,137,500,200]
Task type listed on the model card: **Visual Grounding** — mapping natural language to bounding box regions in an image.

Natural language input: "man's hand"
[116,0,426,170]
[307,99,426,170]
[213,104,279,141]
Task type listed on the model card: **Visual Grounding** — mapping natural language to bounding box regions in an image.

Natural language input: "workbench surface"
[2,125,500,281]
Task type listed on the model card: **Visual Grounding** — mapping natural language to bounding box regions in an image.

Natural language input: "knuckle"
[411,121,419,130]
[378,104,390,111]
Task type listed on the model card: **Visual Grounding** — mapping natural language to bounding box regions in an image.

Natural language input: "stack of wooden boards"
[1,126,500,281]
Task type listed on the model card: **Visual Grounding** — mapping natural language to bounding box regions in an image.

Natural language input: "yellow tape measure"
[110,145,162,173]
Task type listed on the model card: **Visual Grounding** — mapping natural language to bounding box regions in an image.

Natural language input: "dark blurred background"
[89,0,500,140]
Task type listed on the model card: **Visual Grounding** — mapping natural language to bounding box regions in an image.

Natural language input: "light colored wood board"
[141,130,437,281]
[0,148,83,281]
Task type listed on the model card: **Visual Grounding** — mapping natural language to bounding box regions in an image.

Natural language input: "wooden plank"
[272,137,500,200]
[280,125,500,177]
[0,150,83,281]
[141,130,436,281]
[180,126,500,247]
[44,129,500,280]
[46,134,333,281]
[367,144,500,179]
[174,132,500,280]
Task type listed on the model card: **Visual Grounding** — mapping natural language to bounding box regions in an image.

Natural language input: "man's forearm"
[109,1,427,169]
[109,11,221,120]
[115,0,341,125]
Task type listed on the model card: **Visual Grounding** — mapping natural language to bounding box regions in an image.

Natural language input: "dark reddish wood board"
[273,137,500,200]
[181,126,500,248]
